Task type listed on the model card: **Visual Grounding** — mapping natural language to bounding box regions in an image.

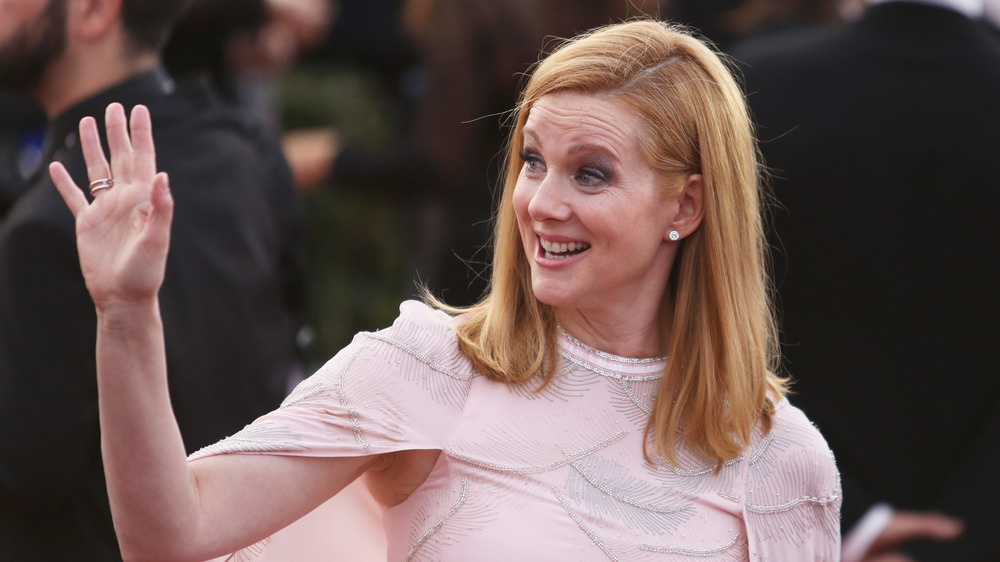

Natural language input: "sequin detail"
[639,533,740,556]
[569,458,690,514]
[365,331,475,381]
[748,433,775,465]
[746,494,840,513]
[224,537,269,561]
[561,351,664,381]
[334,343,372,449]
[280,380,330,408]
[189,422,309,458]
[558,326,667,364]
[553,486,623,562]
[719,491,742,503]
[658,454,744,477]
[405,479,469,561]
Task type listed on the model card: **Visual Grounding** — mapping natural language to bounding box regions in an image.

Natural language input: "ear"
[67,0,123,43]
[664,173,704,241]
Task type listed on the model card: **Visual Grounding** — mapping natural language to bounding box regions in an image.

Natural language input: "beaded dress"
[192,301,841,561]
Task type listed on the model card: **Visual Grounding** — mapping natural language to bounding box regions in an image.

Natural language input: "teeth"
[539,237,590,259]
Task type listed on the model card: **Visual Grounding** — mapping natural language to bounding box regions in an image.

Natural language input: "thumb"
[146,172,174,244]
[50,161,88,218]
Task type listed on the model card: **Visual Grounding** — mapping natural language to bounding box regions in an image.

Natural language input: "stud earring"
[668,230,680,241]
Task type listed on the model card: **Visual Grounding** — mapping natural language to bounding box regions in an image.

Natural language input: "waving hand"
[49,102,173,310]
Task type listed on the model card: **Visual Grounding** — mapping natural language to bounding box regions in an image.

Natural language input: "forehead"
[522,92,642,155]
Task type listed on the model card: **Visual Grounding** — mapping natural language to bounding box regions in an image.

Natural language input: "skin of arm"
[50,102,387,561]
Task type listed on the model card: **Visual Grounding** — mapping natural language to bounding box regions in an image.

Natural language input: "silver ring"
[89,177,114,196]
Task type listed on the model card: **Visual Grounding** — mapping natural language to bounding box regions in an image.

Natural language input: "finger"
[146,172,174,247]
[79,116,112,188]
[129,105,156,181]
[898,512,963,541]
[879,511,964,547]
[151,172,173,218]
[105,103,133,182]
[49,162,88,218]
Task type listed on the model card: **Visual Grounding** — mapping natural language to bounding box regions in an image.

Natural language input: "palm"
[50,103,173,309]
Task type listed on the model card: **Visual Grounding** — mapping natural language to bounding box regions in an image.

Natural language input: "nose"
[526,175,572,222]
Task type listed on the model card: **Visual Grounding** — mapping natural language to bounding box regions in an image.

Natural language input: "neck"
[34,41,160,118]
[555,298,672,359]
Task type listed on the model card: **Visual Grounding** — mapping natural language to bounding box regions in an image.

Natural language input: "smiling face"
[512,91,688,335]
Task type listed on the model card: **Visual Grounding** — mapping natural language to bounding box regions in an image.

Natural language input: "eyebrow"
[523,128,541,146]
[566,143,619,163]
[522,128,621,163]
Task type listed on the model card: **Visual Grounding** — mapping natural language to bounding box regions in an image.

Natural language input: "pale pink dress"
[192,300,841,561]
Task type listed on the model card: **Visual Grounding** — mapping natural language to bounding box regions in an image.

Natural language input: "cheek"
[511,179,532,226]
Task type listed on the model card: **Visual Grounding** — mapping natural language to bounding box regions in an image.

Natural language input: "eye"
[575,167,608,188]
[519,151,545,174]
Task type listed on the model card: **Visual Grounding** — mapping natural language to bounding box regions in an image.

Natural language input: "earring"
[668,230,680,241]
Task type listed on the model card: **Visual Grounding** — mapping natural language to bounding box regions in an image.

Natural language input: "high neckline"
[556,326,667,381]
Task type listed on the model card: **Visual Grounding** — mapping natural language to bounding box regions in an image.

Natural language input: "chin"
[529,276,575,310]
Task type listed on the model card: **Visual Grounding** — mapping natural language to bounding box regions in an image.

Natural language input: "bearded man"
[0,1,305,558]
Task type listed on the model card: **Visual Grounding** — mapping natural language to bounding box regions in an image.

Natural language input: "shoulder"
[742,399,842,559]
[287,300,477,409]
[752,399,841,487]
[147,81,276,170]
[359,300,474,381]
[769,399,837,454]
[248,301,476,454]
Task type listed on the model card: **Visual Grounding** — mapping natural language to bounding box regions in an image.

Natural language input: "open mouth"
[539,237,591,260]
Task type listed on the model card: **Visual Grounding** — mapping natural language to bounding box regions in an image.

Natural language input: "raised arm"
[50,103,383,561]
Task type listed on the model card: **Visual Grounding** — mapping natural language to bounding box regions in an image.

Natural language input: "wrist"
[96,297,161,332]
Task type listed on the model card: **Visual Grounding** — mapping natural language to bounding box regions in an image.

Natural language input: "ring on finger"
[88,177,114,197]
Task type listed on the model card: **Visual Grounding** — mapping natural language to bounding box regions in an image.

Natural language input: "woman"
[52,20,840,561]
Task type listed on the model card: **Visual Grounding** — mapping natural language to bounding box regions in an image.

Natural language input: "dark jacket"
[735,3,1000,560]
[0,69,304,560]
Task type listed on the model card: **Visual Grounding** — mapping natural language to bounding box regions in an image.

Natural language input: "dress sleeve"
[742,400,843,561]
[189,301,476,461]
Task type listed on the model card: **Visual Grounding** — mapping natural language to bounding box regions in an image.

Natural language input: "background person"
[0,0,305,558]
[735,0,1000,559]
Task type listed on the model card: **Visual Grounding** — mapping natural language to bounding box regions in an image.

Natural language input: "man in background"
[736,0,1000,560]
[0,0,304,558]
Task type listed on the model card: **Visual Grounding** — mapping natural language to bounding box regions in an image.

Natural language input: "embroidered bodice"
[192,301,841,561]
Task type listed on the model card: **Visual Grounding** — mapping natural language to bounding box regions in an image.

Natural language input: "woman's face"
[512,91,684,325]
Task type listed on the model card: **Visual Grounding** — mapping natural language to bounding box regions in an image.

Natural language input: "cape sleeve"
[189,300,476,461]
[743,400,843,561]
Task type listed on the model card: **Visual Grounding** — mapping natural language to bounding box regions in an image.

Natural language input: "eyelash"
[519,151,610,188]
[519,151,542,169]
[576,167,607,187]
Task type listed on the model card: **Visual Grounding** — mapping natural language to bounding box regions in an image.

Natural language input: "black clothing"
[0,90,45,217]
[735,3,1000,560]
[0,69,304,560]
[163,0,269,99]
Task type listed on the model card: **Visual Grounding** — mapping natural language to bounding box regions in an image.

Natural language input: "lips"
[538,236,590,260]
